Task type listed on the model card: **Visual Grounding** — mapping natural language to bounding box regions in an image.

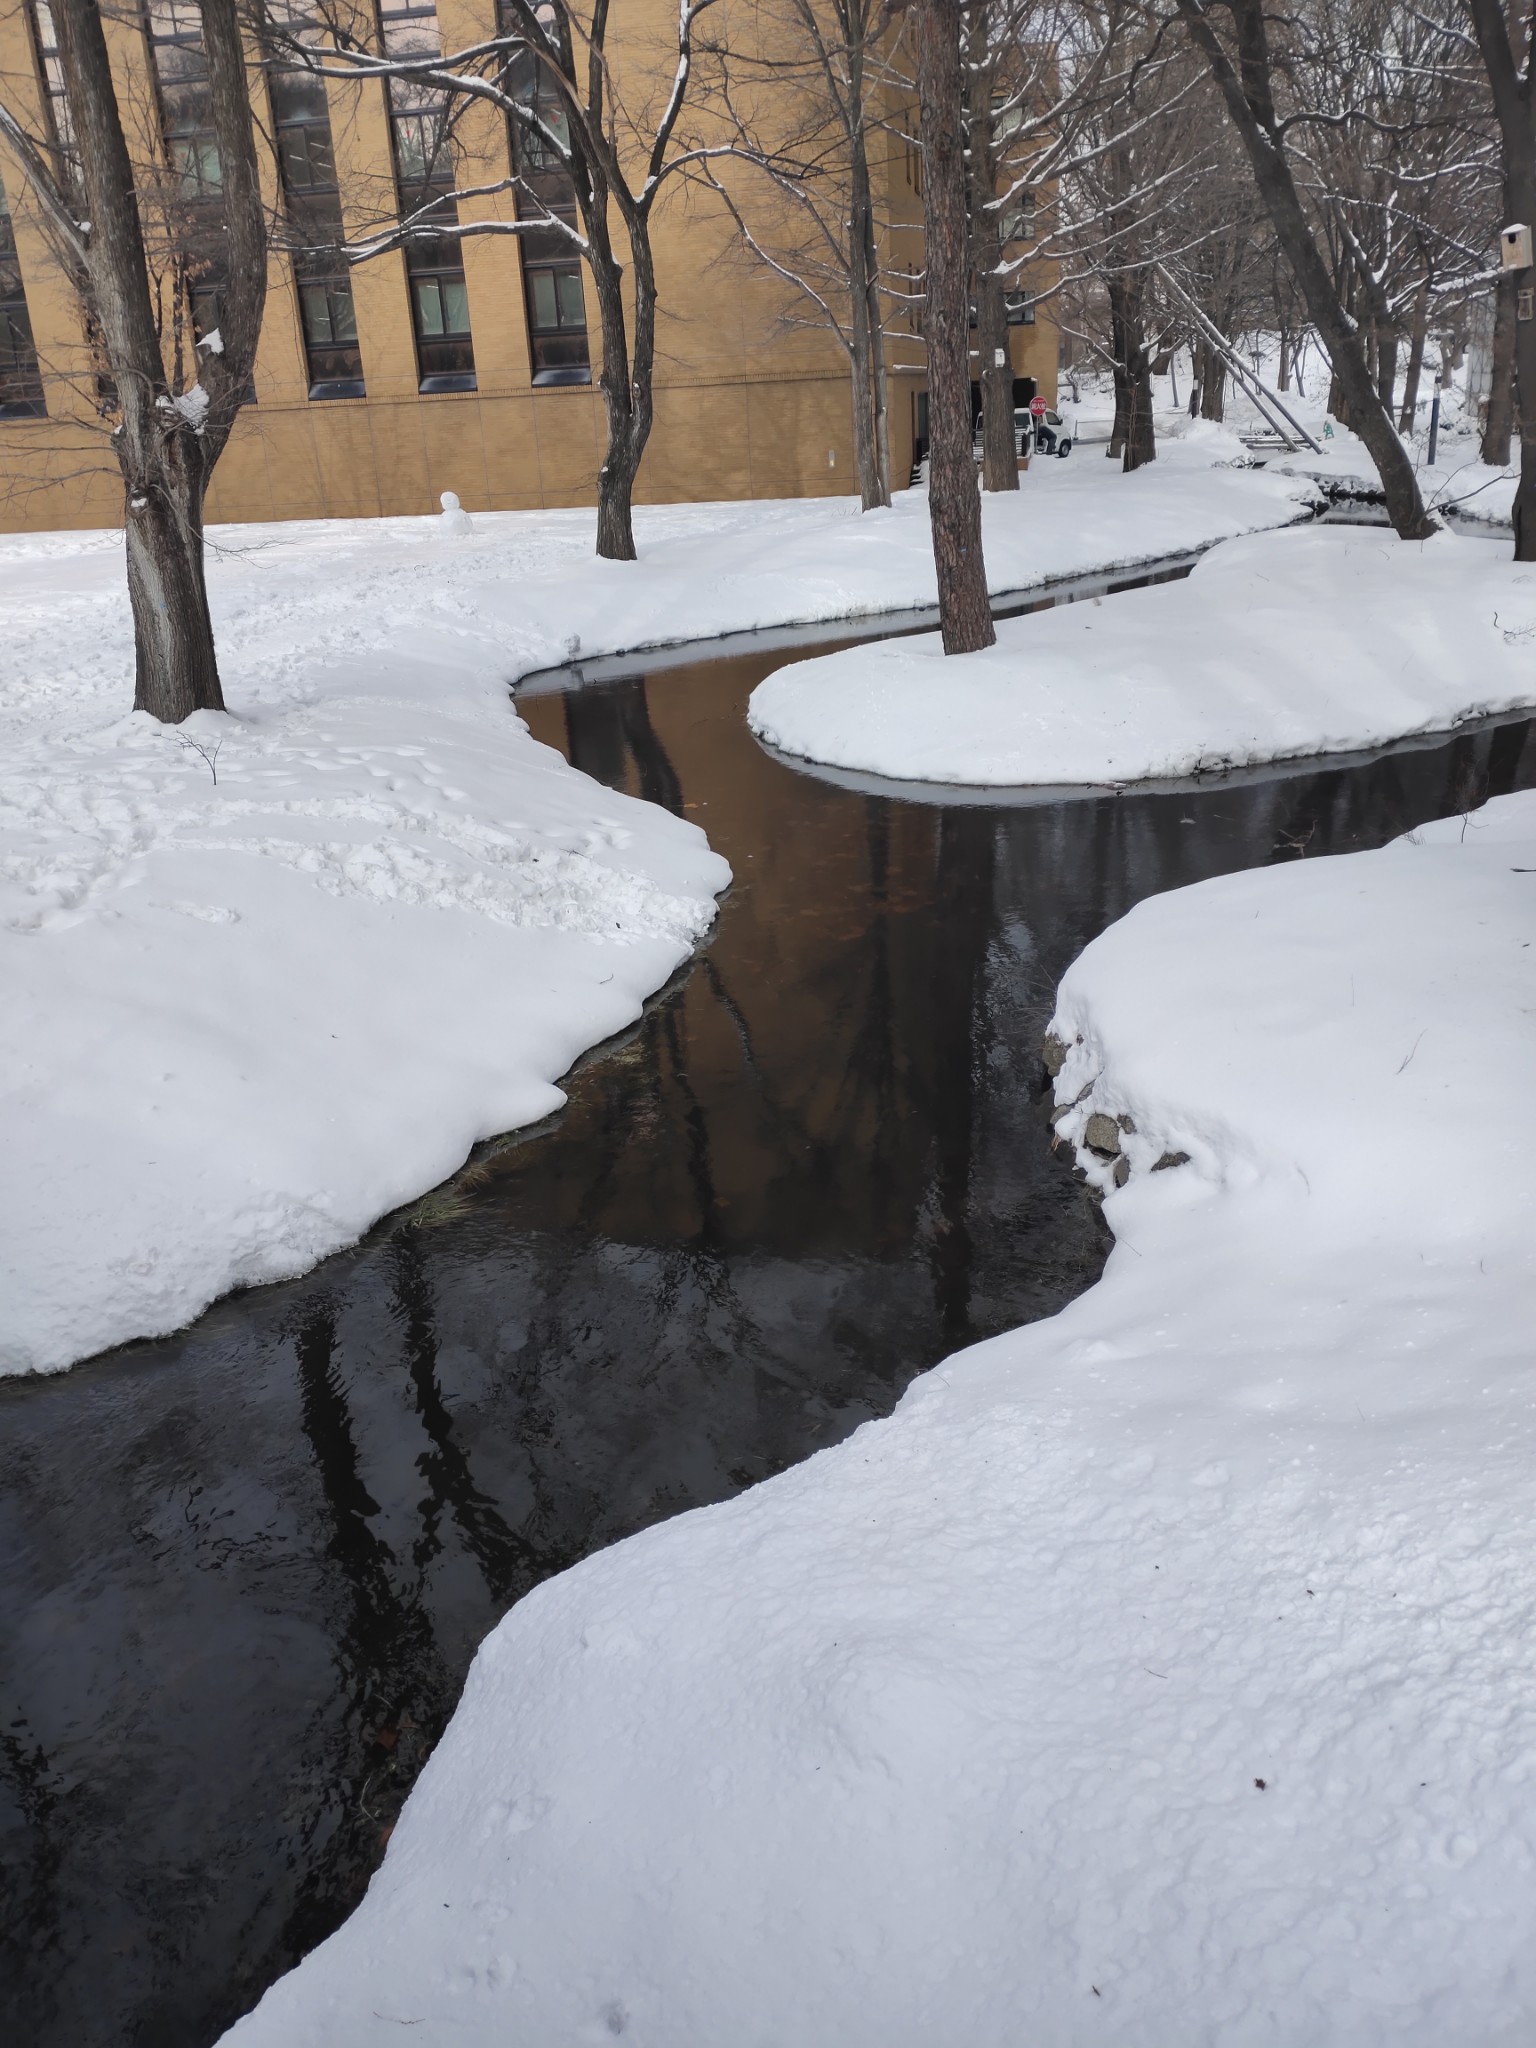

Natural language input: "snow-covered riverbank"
[749,524,1536,788]
[222,787,1536,2048]
[1,446,1314,1377]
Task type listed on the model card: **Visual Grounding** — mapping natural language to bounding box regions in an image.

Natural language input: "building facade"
[0,0,1058,532]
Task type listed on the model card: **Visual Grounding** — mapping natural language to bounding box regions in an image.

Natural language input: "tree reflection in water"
[0,620,1531,2048]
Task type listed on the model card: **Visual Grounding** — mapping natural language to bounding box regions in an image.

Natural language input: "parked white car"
[1015,406,1075,457]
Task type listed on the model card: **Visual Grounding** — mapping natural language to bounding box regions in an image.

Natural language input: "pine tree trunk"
[1483,275,1516,467]
[917,0,994,654]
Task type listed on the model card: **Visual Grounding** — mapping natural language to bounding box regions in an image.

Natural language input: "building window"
[142,0,256,396]
[998,192,1035,246]
[1004,292,1036,326]
[26,3,74,168]
[992,94,1025,144]
[267,26,365,399]
[524,259,588,378]
[144,0,222,201]
[380,0,476,393]
[0,170,46,418]
[500,23,591,386]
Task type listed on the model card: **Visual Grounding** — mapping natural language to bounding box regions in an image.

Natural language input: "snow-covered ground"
[749,523,1536,788]
[1069,340,1522,530]
[221,786,1536,2048]
[0,548,731,1381]
[0,450,1318,1376]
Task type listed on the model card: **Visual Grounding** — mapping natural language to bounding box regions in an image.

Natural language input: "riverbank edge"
[745,522,1536,790]
[3,458,1319,1378]
[217,790,1536,2048]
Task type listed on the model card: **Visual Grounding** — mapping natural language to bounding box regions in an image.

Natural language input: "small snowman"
[439,489,474,537]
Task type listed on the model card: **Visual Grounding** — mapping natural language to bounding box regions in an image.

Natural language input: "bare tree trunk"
[917,0,994,653]
[1327,249,1352,423]
[1119,276,1156,471]
[872,307,892,499]
[1376,326,1398,411]
[839,29,889,513]
[848,342,878,505]
[967,15,1017,494]
[1484,275,1516,467]
[975,284,1017,489]
[589,230,642,560]
[1200,338,1227,421]
[126,461,222,723]
[43,0,266,720]
[859,136,892,502]
[1176,0,1434,540]
[1466,0,1536,552]
[1108,297,1130,455]
[1398,280,1430,432]
[848,137,885,509]
[1466,0,1536,557]
[577,132,654,562]
[1277,328,1290,391]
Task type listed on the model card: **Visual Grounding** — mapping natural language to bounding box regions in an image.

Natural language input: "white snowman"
[438,489,474,537]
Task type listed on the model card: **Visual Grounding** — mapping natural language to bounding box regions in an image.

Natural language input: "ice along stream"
[2,562,1534,2048]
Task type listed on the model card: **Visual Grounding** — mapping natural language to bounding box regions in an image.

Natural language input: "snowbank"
[0,609,729,1380]
[1,455,1314,1376]
[219,789,1536,2048]
[749,524,1536,788]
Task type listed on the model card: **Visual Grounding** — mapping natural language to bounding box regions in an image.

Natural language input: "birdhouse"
[1501,223,1532,271]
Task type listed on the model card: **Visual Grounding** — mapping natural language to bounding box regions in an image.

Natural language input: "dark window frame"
[498,30,591,388]
[141,0,256,398]
[0,172,46,420]
[379,0,477,393]
[268,41,366,399]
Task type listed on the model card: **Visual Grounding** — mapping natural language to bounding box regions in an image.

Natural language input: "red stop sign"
[1029,396,1048,416]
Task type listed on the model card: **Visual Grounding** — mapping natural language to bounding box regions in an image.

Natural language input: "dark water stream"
[3,567,1533,2048]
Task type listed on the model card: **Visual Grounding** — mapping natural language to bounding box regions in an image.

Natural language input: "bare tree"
[1172,0,1436,538]
[261,0,719,561]
[692,0,895,509]
[1059,12,1210,470]
[0,0,268,721]
[961,6,1095,488]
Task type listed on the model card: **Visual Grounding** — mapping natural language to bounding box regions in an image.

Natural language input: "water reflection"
[0,618,1530,2047]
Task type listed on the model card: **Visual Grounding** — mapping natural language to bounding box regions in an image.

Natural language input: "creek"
[2,561,1533,2048]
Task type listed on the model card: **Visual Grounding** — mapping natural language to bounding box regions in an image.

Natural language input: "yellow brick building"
[0,0,1057,532]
